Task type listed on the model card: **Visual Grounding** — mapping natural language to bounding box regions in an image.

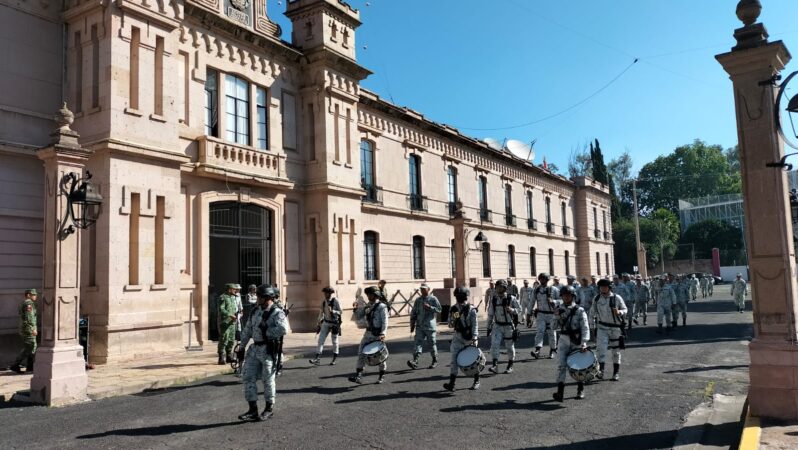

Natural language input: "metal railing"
[563,225,570,236]
[447,201,458,217]
[505,211,517,227]
[528,218,538,230]
[546,222,555,233]
[479,208,492,223]
[407,194,428,212]
[362,184,383,204]
[594,228,601,239]
[604,231,610,240]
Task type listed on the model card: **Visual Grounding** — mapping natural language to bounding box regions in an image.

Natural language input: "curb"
[739,402,761,450]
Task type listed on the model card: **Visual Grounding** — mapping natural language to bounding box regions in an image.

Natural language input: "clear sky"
[270,0,798,174]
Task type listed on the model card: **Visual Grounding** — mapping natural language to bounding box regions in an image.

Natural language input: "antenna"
[506,139,536,162]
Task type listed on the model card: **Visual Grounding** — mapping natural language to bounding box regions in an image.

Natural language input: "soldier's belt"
[598,321,622,328]
[537,310,554,314]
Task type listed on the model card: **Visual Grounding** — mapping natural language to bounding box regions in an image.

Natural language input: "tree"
[677,219,744,264]
[637,139,741,214]
[608,150,634,218]
[612,218,637,274]
[642,208,680,272]
[590,139,609,185]
[568,143,593,179]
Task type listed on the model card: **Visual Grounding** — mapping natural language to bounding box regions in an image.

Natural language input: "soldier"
[530,272,561,360]
[507,278,520,298]
[243,284,258,326]
[731,273,748,313]
[651,276,662,305]
[577,277,595,310]
[234,284,244,341]
[657,274,677,334]
[689,275,699,301]
[408,284,442,369]
[310,286,342,365]
[483,280,496,312]
[487,279,521,374]
[551,276,564,293]
[552,286,590,402]
[217,283,238,365]
[707,275,714,297]
[237,285,287,422]
[10,289,38,374]
[674,275,690,327]
[519,279,535,327]
[630,276,651,327]
[566,275,580,290]
[377,279,389,303]
[589,278,628,381]
[699,276,709,299]
[443,286,480,391]
[349,286,389,384]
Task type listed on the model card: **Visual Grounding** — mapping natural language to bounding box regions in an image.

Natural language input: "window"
[450,239,456,278]
[596,252,601,275]
[447,166,458,215]
[412,236,425,279]
[508,245,516,277]
[364,231,378,280]
[408,155,423,210]
[593,207,599,238]
[154,36,164,115]
[129,27,140,110]
[74,32,82,113]
[256,87,268,149]
[504,184,515,226]
[545,197,552,225]
[361,140,377,201]
[605,253,610,276]
[526,191,535,229]
[548,249,555,275]
[205,69,218,137]
[564,250,570,276]
[482,242,491,278]
[530,247,537,276]
[561,201,567,227]
[478,176,489,221]
[225,74,249,145]
[603,210,608,237]
[91,25,99,109]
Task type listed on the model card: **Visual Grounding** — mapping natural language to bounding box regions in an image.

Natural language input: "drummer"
[348,286,389,384]
[552,286,590,402]
[444,286,480,392]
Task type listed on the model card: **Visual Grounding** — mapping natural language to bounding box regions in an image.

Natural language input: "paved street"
[1,294,752,450]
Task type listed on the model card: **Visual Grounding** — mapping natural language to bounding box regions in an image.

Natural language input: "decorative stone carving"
[736,0,762,26]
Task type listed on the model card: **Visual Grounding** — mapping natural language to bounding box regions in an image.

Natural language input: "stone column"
[30,104,91,406]
[451,208,469,286]
[717,1,798,419]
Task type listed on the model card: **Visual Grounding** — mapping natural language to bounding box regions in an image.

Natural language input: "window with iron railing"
[604,231,610,240]
[407,194,428,212]
[594,228,601,239]
[505,210,516,227]
[447,201,458,217]
[546,222,555,233]
[479,208,492,223]
[563,225,570,236]
[412,235,426,279]
[527,218,538,230]
[361,184,383,204]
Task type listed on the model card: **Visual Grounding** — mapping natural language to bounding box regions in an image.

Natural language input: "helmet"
[364,286,384,299]
[322,286,335,293]
[494,279,508,288]
[272,286,281,299]
[454,286,470,299]
[537,272,550,281]
[256,284,276,299]
[560,285,576,297]
[225,283,237,290]
[248,284,257,290]
[597,279,612,288]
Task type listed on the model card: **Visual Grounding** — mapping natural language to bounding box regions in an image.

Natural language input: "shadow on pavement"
[132,379,239,397]
[390,373,447,384]
[130,363,218,370]
[492,380,557,391]
[76,421,242,438]
[335,390,451,403]
[280,385,352,395]
[664,364,748,374]
[441,399,562,413]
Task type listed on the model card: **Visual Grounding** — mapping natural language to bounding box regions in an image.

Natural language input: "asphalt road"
[1,294,752,450]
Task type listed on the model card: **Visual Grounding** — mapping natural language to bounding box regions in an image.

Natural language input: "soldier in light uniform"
[10,289,38,374]
[349,286,389,384]
[519,280,535,327]
[237,285,287,422]
[443,286,480,391]
[483,281,496,312]
[551,276,564,293]
[630,276,651,327]
[487,279,521,374]
[689,275,699,301]
[552,286,590,402]
[217,283,238,365]
[707,276,714,296]
[589,278,628,381]
[673,275,690,327]
[530,273,561,359]
[408,284,442,369]
[243,284,258,327]
[699,276,709,298]
[731,273,748,313]
[310,286,342,366]
[657,274,677,334]
[651,277,662,305]
[234,284,244,341]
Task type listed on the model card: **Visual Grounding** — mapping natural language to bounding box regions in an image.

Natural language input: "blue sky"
[270,0,798,174]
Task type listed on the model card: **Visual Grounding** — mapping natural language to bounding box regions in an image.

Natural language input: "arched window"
[508,245,516,277]
[447,166,458,215]
[530,247,537,276]
[412,235,425,279]
[482,242,491,278]
[548,248,555,275]
[364,231,378,280]
[478,176,489,220]
[360,140,377,201]
[408,155,423,210]
[564,250,570,275]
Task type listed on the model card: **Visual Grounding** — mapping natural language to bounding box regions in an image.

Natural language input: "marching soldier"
[218,283,238,365]
[530,273,561,359]
[552,286,590,402]
[483,281,496,312]
[674,275,690,326]
[10,289,38,374]
[630,276,650,327]
[731,273,748,313]
[551,276,564,293]
[657,274,677,334]
[377,279,389,303]
[577,277,595,310]
[349,286,389,384]
[234,284,244,341]
[310,287,342,366]
[408,284,442,369]
[237,285,287,422]
[651,276,662,305]
[708,275,714,297]
[443,286,480,391]
[487,279,521,374]
[589,278,628,381]
[700,276,709,299]
[519,279,535,327]
[689,275,699,301]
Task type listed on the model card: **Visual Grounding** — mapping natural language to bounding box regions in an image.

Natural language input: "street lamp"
[60,171,103,237]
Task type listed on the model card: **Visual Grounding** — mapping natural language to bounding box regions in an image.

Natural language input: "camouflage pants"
[412,329,437,359]
[218,323,235,356]
[242,344,277,403]
[14,337,36,366]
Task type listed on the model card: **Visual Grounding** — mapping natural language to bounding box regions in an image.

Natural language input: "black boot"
[656,324,663,334]
[348,369,364,384]
[504,359,515,374]
[553,382,565,402]
[471,374,481,390]
[597,362,605,379]
[25,356,34,373]
[576,382,585,399]
[218,354,226,365]
[489,359,499,374]
[330,353,338,365]
[407,353,419,370]
[377,370,386,384]
[9,363,22,374]
[443,374,457,391]
[612,363,620,381]
[260,402,274,420]
[682,316,686,326]
[309,353,321,365]
[226,352,234,364]
[548,349,557,359]
[531,347,541,359]
[429,355,438,369]
[238,401,261,421]
[643,316,647,325]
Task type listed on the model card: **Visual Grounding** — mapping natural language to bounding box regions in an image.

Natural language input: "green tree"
[568,142,593,179]
[641,208,680,272]
[611,218,637,274]
[677,219,744,264]
[608,150,634,218]
[637,140,741,214]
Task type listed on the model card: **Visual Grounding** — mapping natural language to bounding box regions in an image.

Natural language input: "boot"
[218,354,226,365]
[9,363,23,374]
[682,316,686,326]
[238,401,261,422]
[348,369,364,384]
[531,347,541,359]
[576,382,585,399]
[260,402,274,420]
[548,349,557,359]
[596,362,605,380]
[504,359,514,374]
[612,363,620,381]
[443,374,456,391]
[552,382,565,402]
[428,355,438,369]
[672,320,677,328]
[407,353,419,370]
[377,370,386,384]
[656,324,663,335]
[488,359,499,374]
[25,356,34,373]
[309,353,321,365]
[330,353,338,365]
[666,326,673,334]
[470,374,481,390]
[643,316,647,325]
[226,352,234,364]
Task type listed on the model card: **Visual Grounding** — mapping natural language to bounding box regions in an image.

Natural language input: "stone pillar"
[30,104,91,406]
[451,210,469,286]
[717,1,798,419]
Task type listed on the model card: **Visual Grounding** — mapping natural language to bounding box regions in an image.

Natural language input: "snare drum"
[362,341,389,366]
[456,345,486,376]
[566,349,599,382]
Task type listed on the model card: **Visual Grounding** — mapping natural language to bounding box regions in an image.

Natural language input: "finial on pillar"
[54,102,74,133]
[736,0,762,26]
[733,0,768,51]
[50,102,80,147]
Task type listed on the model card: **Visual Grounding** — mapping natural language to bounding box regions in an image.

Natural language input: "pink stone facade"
[0,0,614,365]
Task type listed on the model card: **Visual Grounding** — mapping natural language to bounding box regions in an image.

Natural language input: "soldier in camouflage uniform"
[443,286,480,391]
[349,286,390,384]
[10,289,38,374]
[408,283,443,369]
[217,283,238,365]
[552,286,590,402]
[731,273,749,313]
[237,285,287,422]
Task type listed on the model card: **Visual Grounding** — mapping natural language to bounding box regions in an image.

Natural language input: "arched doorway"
[208,201,273,340]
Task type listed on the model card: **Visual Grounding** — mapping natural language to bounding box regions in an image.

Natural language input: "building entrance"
[208,201,273,340]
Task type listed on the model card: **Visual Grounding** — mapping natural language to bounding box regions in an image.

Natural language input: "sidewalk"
[1,314,419,404]
[740,408,798,450]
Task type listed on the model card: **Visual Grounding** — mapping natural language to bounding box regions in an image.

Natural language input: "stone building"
[0,0,614,365]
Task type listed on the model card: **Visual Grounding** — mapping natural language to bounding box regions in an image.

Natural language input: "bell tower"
[285,0,361,61]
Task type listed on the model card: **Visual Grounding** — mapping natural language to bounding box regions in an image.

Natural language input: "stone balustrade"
[196,136,291,188]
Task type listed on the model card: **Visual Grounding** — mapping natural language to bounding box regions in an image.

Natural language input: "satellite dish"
[484,137,505,151]
[506,139,536,162]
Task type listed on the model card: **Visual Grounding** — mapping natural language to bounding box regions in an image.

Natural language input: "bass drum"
[566,349,599,382]
[456,345,486,376]
[362,341,389,366]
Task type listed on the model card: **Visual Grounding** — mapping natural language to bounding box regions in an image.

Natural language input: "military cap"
[566,275,576,281]
[25,288,38,296]
[495,279,508,288]
[225,283,237,290]
[322,286,335,293]
[419,283,430,290]
[537,272,551,280]
[256,284,276,298]
[612,274,620,279]
[234,284,242,290]
[591,275,598,279]
[560,285,576,297]
[597,279,612,288]
[248,284,257,290]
